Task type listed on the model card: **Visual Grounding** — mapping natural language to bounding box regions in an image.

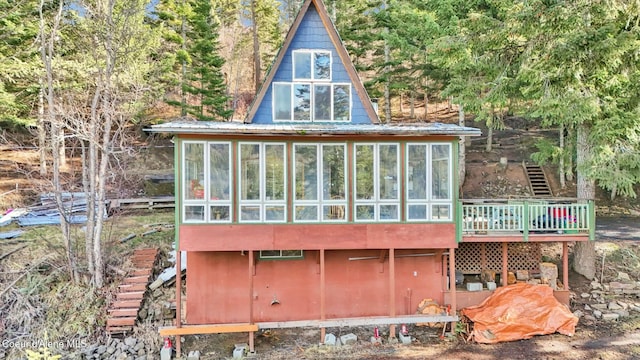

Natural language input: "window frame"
[292,49,332,82]
[405,142,453,222]
[272,82,352,123]
[293,143,348,223]
[182,140,233,224]
[238,142,288,223]
[353,143,400,222]
[259,250,304,260]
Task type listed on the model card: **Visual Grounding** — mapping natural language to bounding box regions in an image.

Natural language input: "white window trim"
[405,142,453,222]
[182,141,233,224]
[292,49,332,82]
[238,142,288,223]
[293,143,348,223]
[353,143,400,222]
[272,82,352,123]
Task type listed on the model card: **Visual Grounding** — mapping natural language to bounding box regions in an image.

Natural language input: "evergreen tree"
[183,0,232,120]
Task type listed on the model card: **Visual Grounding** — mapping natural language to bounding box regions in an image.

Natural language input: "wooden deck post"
[563,242,569,290]
[249,250,255,353]
[449,247,457,332]
[389,248,396,338]
[320,249,326,343]
[502,243,508,287]
[175,246,182,357]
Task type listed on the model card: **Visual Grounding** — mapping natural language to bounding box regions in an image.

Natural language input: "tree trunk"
[573,122,596,280]
[423,89,428,121]
[409,91,415,119]
[458,105,466,191]
[38,82,47,176]
[181,12,187,116]
[486,127,493,152]
[252,0,261,94]
[559,124,566,188]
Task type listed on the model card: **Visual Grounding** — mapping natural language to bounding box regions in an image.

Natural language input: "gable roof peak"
[245,0,379,124]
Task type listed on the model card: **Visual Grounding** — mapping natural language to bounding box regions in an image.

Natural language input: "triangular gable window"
[273,49,351,123]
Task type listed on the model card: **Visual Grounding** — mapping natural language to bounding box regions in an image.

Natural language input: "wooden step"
[122,276,150,284]
[116,291,145,300]
[106,326,133,333]
[111,300,142,308]
[129,269,152,277]
[108,308,139,317]
[106,317,136,327]
[118,283,147,292]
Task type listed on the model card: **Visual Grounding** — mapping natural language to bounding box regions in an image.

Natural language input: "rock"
[608,301,623,310]
[134,343,144,352]
[580,293,590,298]
[617,272,631,281]
[340,333,358,346]
[584,315,597,321]
[609,282,635,290]
[187,350,201,360]
[124,336,138,347]
[601,313,620,321]
[539,263,558,290]
[370,336,383,345]
[136,356,147,360]
[617,301,630,310]
[593,310,603,319]
[590,281,602,290]
[97,345,107,355]
[107,346,116,355]
[573,310,584,318]
[613,309,630,318]
[324,334,337,346]
[516,270,529,281]
[584,304,592,311]
[591,303,608,310]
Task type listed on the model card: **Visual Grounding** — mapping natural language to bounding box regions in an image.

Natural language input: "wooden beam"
[449,248,456,316]
[502,243,508,287]
[175,245,182,358]
[389,248,396,338]
[320,249,326,344]
[248,250,255,353]
[563,242,569,291]
[159,324,259,336]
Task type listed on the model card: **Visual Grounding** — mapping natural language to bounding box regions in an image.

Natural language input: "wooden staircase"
[524,163,553,197]
[106,248,159,334]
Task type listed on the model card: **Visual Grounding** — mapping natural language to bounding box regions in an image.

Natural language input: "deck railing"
[457,199,595,241]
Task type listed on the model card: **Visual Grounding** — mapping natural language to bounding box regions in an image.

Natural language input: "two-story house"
[150,0,594,355]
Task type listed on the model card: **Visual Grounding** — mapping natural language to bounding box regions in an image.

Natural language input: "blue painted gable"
[251,3,372,125]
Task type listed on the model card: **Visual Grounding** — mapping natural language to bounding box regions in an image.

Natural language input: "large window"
[273,49,350,122]
[406,143,452,221]
[239,143,287,222]
[354,144,400,221]
[293,50,331,81]
[294,144,347,222]
[183,141,232,223]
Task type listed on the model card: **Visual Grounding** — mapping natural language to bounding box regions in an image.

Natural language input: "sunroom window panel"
[379,144,399,200]
[265,144,286,201]
[293,51,311,79]
[295,205,318,221]
[314,85,331,121]
[355,145,374,200]
[322,145,346,200]
[210,206,230,221]
[209,143,230,201]
[293,84,311,121]
[432,204,451,220]
[333,85,350,121]
[240,206,260,221]
[355,205,375,220]
[408,204,427,220]
[432,144,451,200]
[266,205,285,221]
[240,144,260,201]
[273,83,292,121]
[407,145,427,200]
[314,51,331,80]
[295,145,318,201]
[380,204,399,221]
[185,205,204,221]
[184,143,205,200]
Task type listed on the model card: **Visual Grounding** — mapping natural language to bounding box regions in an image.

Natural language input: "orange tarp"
[460,283,578,343]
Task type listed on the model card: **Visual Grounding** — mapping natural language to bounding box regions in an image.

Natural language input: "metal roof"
[147,120,481,137]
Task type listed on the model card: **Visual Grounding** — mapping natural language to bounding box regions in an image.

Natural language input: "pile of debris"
[0,192,106,229]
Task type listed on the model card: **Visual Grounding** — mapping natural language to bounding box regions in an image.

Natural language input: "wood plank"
[118,283,147,292]
[111,300,142,308]
[159,324,259,336]
[106,317,136,326]
[116,292,145,300]
[106,326,133,333]
[108,308,139,317]
[129,269,152,277]
[122,276,149,284]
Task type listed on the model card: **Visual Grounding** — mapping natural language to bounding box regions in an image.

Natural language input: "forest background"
[0,0,639,354]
